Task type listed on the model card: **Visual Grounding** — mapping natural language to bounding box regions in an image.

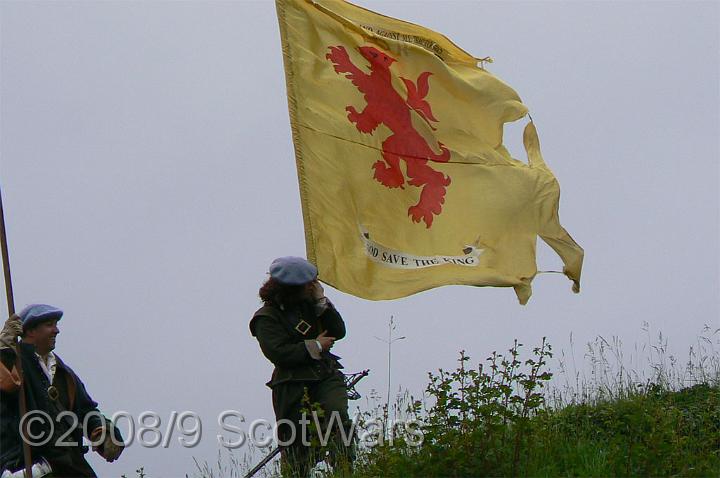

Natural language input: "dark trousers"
[272,373,354,477]
[48,451,97,478]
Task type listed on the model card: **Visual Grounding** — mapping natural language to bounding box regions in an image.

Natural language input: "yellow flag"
[276,0,583,304]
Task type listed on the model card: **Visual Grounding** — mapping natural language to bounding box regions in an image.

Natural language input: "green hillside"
[337,337,720,478]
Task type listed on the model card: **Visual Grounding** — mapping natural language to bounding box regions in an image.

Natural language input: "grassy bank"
[341,330,720,478]
[348,381,719,477]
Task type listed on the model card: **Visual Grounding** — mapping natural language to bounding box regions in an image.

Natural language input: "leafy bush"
[348,339,553,477]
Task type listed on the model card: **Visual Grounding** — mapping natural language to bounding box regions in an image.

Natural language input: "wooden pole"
[0,186,33,478]
[0,188,15,314]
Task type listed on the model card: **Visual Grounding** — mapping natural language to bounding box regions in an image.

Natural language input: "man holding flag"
[250,257,353,476]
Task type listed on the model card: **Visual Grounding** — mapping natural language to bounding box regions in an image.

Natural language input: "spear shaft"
[0,185,33,478]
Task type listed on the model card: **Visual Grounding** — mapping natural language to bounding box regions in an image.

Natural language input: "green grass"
[345,385,720,477]
[339,328,720,478]
[524,384,720,477]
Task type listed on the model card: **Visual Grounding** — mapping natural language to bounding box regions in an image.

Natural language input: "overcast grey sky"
[1,0,718,476]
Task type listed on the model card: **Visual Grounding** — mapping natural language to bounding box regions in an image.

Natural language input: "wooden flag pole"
[0,185,33,478]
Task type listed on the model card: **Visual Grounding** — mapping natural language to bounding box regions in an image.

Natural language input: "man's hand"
[0,314,22,349]
[309,280,325,301]
[316,330,336,351]
[91,425,124,462]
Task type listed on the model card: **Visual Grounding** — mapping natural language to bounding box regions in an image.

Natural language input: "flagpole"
[0,185,33,478]
[0,187,15,315]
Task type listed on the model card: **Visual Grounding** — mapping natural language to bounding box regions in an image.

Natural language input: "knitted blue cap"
[269,257,318,285]
[18,304,63,331]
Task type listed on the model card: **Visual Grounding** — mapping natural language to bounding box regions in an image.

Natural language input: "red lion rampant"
[326,45,451,228]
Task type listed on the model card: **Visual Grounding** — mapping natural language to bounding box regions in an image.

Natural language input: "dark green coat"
[250,300,352,474]
[0,343,122,474]
[250,300,346,388]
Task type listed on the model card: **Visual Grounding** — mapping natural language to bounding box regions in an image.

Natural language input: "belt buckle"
[294,319,311,336]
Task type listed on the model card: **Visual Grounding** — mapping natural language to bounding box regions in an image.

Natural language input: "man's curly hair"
[259,278,308,307]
